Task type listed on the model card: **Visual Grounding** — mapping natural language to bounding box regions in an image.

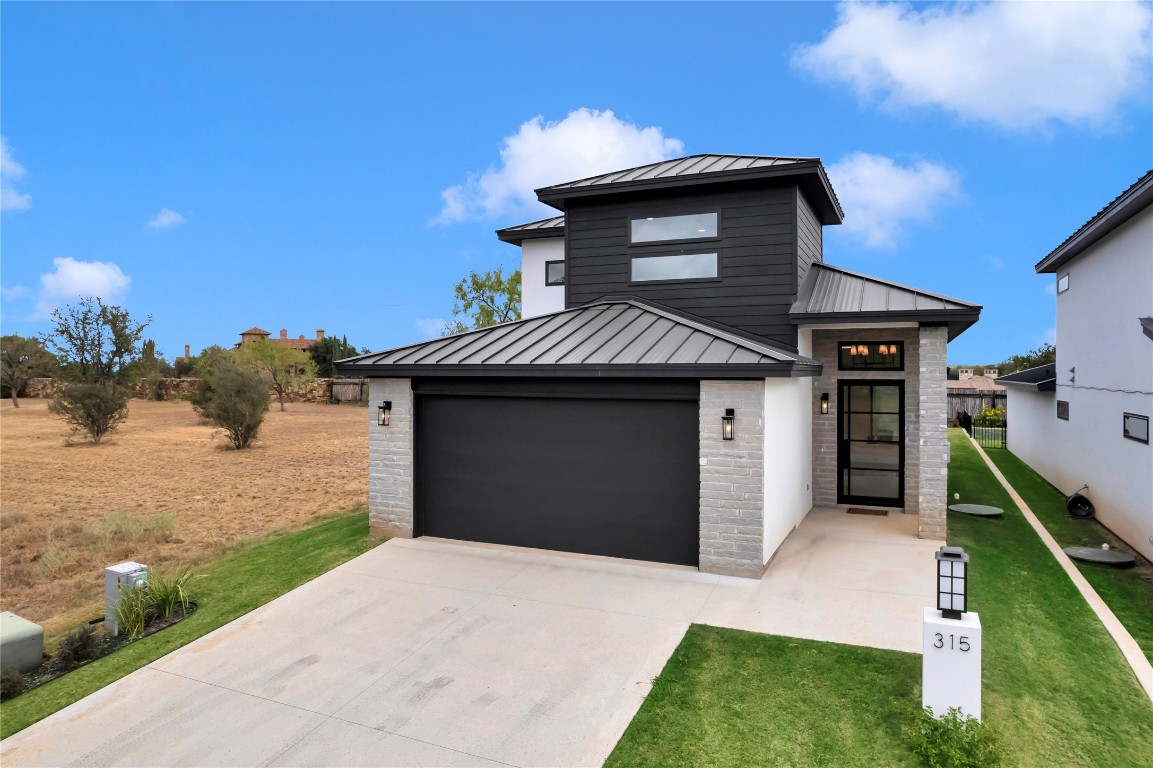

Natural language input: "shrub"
[0,667,27,702]
[48,382,129,443]
[31,545,73,579]
[147,566,197,619]
[904,705,1002,768]
[56,625,104,670]
[115,584,152,638]
[197,364,270,449]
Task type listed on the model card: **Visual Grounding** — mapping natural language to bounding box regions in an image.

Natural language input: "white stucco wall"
[1014,206,1153,560]
[520,238,565,318]
[1005,388,1058,478]
[762,376,813,563]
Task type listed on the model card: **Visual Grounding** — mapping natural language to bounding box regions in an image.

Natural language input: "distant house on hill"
[236,327,325,351]
[946,369,1006,422]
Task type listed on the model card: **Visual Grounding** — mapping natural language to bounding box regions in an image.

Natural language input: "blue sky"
[2,1,1150,364]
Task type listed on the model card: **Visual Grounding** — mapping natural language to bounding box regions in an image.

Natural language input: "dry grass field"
[0,398,367,637]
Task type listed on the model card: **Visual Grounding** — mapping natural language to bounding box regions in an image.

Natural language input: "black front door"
[837,381,905,506]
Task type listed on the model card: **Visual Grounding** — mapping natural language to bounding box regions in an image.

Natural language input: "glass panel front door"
[838,381,904,506]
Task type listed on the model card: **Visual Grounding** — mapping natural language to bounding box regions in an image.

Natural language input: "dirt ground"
[0,398,368,631]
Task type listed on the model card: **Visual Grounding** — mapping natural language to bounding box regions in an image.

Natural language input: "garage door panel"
[417,394,699,566]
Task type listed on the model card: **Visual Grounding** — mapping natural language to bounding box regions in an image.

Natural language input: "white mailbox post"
[922,546,982,721]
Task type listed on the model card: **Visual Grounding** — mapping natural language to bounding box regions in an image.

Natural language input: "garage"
[414,378,700,566]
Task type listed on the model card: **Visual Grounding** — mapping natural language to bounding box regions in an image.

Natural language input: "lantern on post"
[935,545,969,619]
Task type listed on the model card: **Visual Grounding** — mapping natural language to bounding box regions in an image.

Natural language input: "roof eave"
[790,309,982,341]
[996,378,1057,392]
[1035,171,1153,273]
[333,362,822,379]
[494,227,565,245]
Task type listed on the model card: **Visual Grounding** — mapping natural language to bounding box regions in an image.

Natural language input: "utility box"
[105,561,149,634]
[0,611,44,673]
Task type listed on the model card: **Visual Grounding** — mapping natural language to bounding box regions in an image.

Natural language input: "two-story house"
[998,170,1152,561]
[337,154,981,578]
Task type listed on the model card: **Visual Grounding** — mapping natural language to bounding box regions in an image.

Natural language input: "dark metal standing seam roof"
[789,262,982,341]
[538,155,813,190]
[996,364,1057,392]
[335,299,821,379]
[495,215,566,245]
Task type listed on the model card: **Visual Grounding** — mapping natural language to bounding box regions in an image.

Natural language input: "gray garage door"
[414,378,700,567]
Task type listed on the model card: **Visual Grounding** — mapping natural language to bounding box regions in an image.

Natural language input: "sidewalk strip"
[966,434,1153,703]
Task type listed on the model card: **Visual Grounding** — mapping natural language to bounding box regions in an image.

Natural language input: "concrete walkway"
[1,508,935,768]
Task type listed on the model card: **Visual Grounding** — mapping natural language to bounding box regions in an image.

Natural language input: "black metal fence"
[960,410,1006,449]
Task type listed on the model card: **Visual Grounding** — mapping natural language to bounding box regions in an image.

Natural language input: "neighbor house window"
[1057,274,1069,294]
[545,260,565,286]
[838,341,904,371]
[1123,413,1149,444]
[631,253,718,282]
[1057,400,1070,420]
[630,212,718,243]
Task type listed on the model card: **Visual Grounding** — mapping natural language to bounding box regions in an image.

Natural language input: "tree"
[1,335,58,408]
[195,363,270,449]
[1000,343,1056,373]
[188,346,244,417]
[48,382,129,443]
[309,335,366,378]
[443,267,521,336]
[44,297,152,384]
[236,338,316,412]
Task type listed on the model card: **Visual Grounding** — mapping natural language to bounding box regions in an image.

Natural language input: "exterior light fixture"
[820,393,829,415]
[935,545,970,619]
[378,401,392,427]
[722,408,735,441]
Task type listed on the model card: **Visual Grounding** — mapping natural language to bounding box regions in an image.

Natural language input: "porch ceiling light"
[820,393,829,415]
[378,401,392,427]
[935,545,970,620]
[722,408,735,441]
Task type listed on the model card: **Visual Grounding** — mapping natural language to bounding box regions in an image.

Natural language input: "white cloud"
[1,136,31,211]
[415,318,447,337]
[34,257,131,318]
[826,152,961,248]
[146,208,186,229]
[435,108,684,224]
[793,1,1153,130]
[2,285,28,301]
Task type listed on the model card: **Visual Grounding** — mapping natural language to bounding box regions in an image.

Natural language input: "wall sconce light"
[722,408,735,441]
[935,545,969,619]
[820,393,829,415]
[378,401,392,427]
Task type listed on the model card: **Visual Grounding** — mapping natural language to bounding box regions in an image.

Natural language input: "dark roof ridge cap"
[812,262,982,310]
[1036,169,1153,273]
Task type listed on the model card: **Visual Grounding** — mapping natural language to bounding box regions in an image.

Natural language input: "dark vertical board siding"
[565,185,803,349]
[796,188,823,290]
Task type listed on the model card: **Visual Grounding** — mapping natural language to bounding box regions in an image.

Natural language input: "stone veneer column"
[917,327,949,540]
[367,378,414,538]
[699,380,766,578]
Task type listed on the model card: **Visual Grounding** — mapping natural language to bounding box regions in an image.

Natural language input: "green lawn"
[980,444,1153,664]
[608,430,1153,767]
[0,507,380,739]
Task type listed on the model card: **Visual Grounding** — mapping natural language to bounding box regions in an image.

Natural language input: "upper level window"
[1057,274,1069,294]
[838,341,904,371]
[545,260,565,286]
[631,253,718,282]
[630,212,717,243]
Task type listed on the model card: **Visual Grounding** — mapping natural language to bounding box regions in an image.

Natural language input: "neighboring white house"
[999,170,1153,561]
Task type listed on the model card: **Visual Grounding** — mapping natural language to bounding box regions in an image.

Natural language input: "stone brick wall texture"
[917,326,949,540]
[699,379,766,578]
[367,378,414,538]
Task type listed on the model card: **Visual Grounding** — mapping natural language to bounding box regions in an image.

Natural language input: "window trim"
[1057,274,1070,294]
[544,259,565,286]
[628,211,721,246]
[629,252,720,285]
[1123,412,1149,444]
[1057,400,1070,420]
[837,340,906,372]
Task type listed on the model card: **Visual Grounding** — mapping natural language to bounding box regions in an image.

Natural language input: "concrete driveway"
[1,508,935,767]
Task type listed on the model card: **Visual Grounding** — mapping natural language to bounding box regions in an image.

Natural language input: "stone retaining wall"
[19,377,359,404]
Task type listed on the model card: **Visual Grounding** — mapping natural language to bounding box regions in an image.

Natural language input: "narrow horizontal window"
[631,253,718,282]
[838,341,904,371]
[1057,400,1069,420]
[1057,274,1069,294]
[1123,412,1149,444]
[630,212,717,243]
[545,260,565,286]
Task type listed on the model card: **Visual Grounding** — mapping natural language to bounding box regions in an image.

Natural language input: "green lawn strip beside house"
[946,429,1153,766]
[0,507,380,739]
[608,430,1153,767]
[980,444,1153,664]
